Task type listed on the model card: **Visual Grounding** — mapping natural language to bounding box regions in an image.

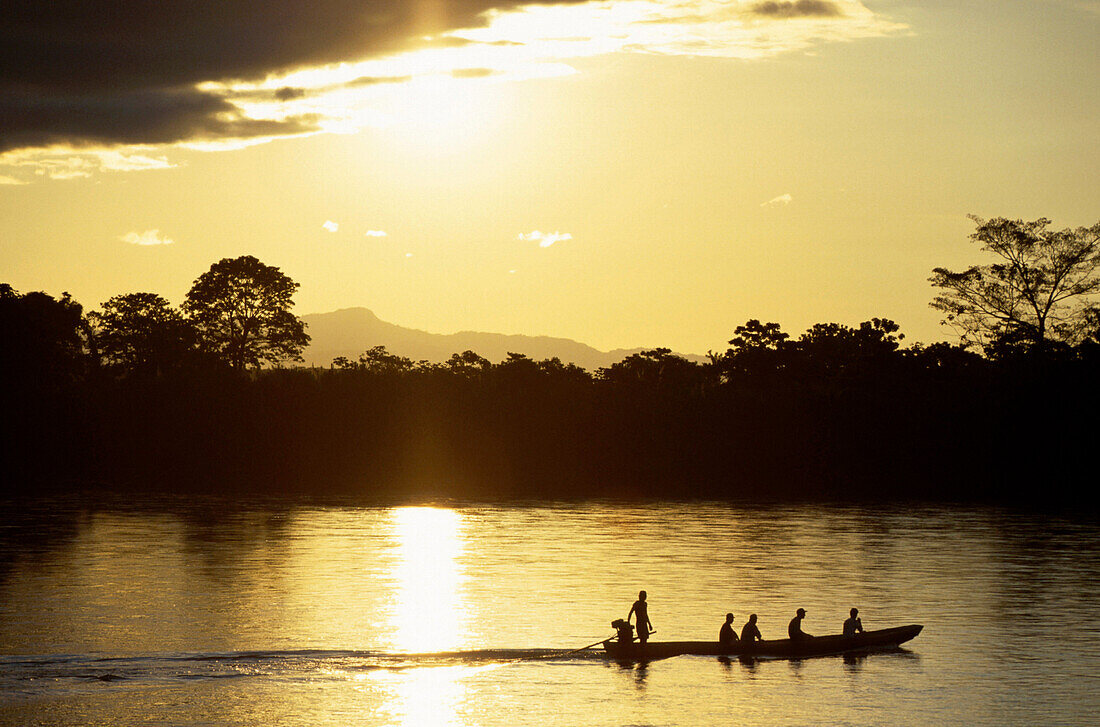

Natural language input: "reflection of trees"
[176,504,295,580]
[0,501,82,587]
[988,513,1100,629]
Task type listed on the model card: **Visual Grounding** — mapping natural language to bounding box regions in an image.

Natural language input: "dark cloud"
[274,87,308,102]
[750,1,844,18]
[0,0,578,154]
[0,88,321,153]
[257,75,412,105]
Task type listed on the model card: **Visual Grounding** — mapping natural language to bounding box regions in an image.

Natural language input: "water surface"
[2,497,1098,725]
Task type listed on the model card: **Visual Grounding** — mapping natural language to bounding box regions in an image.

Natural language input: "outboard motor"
[610,618,635,644]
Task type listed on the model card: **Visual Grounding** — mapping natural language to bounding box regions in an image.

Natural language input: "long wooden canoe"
[601,624,922,660]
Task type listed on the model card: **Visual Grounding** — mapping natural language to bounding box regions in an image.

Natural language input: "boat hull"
[602,625,923,660]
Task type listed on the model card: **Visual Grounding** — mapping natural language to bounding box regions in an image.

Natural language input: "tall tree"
[183,256,310,369]
[713,319,791,382]
[89,292,198,376]
[0,284,87,387]
[930,216,1100,353]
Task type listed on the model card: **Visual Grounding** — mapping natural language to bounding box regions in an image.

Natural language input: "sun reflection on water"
[374,664,490,727]
[389,507,468,654]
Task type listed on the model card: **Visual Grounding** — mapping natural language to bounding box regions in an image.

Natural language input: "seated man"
[788,608,813,640]
[843,607,864,637]
[611,618,635,644]
[719,613,738,647]
[740,613,763,643]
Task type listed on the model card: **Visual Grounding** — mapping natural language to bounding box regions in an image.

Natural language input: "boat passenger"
[788,608,813,640]
[843,607,864,637]
[628,590,654,646]
[719,613,738,647]
[740,613,762,642]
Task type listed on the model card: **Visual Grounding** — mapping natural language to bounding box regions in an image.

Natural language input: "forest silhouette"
[3,218,1099,504]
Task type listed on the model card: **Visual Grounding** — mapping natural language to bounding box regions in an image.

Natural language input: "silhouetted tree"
[333,345,422,374]
[89,292,199,377]
[441,350,492,377]
[494,352,541,379]
[183,256,309,369]
[930,216,1100,354]
[535,356,591,383]
[598,348,702,388]
[0,284,87,387]
[795,318,904,361]
[713,320,791,383]
[904,341,986,374]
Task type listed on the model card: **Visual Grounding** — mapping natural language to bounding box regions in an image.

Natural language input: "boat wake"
[0,648,604,699]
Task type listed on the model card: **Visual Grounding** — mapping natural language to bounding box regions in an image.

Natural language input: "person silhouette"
[719,612,738,647]
[741,613,763,642]
[628,590,654,645]
[843,607,864,637]
[788,608,813,640]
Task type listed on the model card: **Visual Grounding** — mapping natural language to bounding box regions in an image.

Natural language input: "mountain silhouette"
[299,307,705,370]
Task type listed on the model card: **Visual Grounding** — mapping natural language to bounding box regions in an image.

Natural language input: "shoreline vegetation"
[6,339,1096,505]
[4,217,1099,505]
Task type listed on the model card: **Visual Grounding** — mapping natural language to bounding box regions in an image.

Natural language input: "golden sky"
[1,0,1097,354]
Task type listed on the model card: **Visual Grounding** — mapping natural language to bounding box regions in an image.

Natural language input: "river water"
[1,497,1098,725]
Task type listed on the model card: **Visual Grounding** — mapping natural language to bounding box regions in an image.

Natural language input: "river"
[2,497,1098,725]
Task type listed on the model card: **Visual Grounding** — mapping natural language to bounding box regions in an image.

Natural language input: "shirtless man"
[628,590,654,645]
[843,607,864,637]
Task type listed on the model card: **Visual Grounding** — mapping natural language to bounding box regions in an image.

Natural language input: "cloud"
[0,1,530,95]
[0,174,26,185]
[364,230,388,237]
[96,151,175,172]
[121,229,174,246]
[451,68,499,78]
[761,193,793,207]
[518,230,573,247]
[0,0,904,172]
[0,88,322,155]
[322,220,340,232]
[749,1,843,18]
[0,148,176,182]
[0,0,574,157]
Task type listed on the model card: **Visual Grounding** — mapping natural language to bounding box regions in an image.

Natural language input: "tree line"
[2,216,1098,504]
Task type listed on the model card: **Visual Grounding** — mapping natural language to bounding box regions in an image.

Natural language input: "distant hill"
[299,307,705,371]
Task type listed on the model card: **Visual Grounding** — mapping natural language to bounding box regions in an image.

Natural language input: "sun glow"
[377,76,501,144]
[389,507,468,653]
[0,0,905,180]
[188,0,900,148]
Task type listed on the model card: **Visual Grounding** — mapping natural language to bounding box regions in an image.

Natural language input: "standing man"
[843,607,864,637]
[628,590,654,645]
[788,608,813,640]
